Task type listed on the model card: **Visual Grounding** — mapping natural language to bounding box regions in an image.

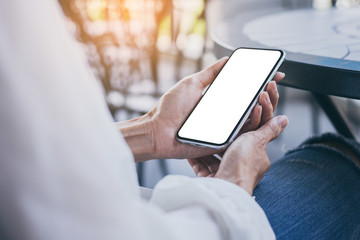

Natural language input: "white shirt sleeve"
[0,1,274,239]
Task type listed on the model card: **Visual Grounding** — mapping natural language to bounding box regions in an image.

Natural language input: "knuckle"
[257,136,268,146]
[268,121,279,137]
[182,77,194,85]
[249,132,267,147]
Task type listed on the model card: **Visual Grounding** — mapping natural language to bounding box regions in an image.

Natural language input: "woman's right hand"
[188,115,288,195]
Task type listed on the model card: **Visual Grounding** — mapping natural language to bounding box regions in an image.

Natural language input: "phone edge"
[176,49,286,150]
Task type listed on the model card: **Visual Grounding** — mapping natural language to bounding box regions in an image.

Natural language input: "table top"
[212,6,360,99]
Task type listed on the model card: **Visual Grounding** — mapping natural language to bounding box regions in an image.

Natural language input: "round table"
[212,6,360,139]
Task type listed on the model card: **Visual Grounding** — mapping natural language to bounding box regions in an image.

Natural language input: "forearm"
[116,114,156,162]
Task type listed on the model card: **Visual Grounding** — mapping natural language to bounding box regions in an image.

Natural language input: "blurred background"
[58,0,360,188]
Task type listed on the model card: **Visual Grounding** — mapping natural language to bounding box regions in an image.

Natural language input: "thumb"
[256,115,288,143]
[197,57,228,87]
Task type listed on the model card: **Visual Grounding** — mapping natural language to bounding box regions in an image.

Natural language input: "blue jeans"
[254,133,360,240]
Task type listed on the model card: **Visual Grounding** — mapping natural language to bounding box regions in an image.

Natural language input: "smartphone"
[176,47,286,149]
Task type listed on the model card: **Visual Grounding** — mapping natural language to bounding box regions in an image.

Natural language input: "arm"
[150,116,287,240]
[115,115,155,162]
[0,1,285,239]
[117,58,285,162]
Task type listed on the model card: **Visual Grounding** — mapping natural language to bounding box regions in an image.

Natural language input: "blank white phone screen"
[178,48,282,145]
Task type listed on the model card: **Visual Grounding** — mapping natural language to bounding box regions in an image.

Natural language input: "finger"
[187,158,212,177]
[199,155,221,174]
[266,81,279,111]
[255,115,289,143]
[273,72,285,83]
[258,92,274,125]
[197,57,228,87]
[240,105,262,133]
[187,158,198,168]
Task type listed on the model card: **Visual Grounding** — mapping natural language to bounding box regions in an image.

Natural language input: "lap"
[254,133,360,240]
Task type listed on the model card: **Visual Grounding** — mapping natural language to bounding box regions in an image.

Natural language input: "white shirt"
[0,0,275,239]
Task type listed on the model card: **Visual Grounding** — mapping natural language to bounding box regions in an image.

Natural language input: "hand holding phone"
[177,48,285,149]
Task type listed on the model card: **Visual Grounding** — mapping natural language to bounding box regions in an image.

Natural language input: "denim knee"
[285,132,360,173]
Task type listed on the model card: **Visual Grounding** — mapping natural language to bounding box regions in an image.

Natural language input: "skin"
[188,116,288,195]
[117,57,288,195]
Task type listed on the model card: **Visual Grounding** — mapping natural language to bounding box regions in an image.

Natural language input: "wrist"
[215,172,254,195]
[236,180,254,196]
[116,113,156,162]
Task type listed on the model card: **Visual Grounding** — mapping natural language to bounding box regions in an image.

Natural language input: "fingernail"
[278,72,285,78]
[277,116,288,129]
